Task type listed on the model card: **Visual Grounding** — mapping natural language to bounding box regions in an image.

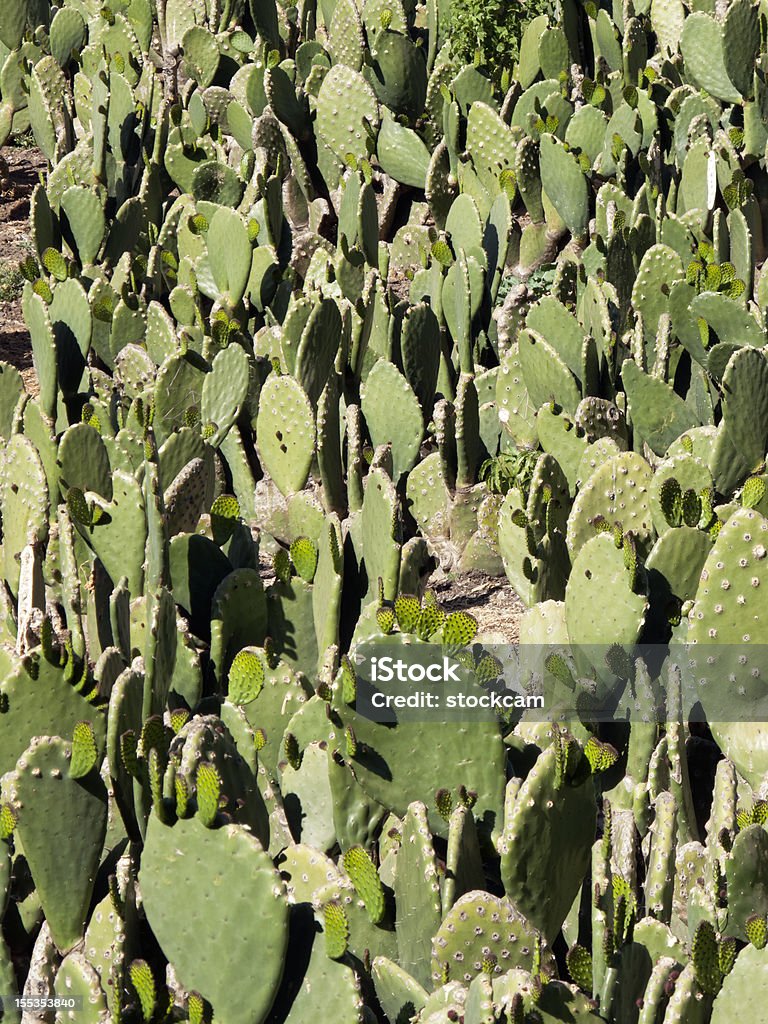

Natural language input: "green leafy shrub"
[449,0,552,79]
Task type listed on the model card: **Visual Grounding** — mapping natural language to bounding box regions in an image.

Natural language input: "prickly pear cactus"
[2,0,768,1018]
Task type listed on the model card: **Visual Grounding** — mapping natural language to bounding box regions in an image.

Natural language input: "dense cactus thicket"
[3,0,768,1020]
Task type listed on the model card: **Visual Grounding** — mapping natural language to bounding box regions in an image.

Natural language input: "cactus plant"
[4,0,768,1019]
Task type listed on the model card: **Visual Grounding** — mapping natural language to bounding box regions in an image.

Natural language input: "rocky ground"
[0,144,45,396]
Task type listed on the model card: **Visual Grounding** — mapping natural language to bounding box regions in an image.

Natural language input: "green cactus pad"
[241,654,311,776]
[316,64,379,163]
[395,802,442,988]
[688,509,768,777]
[271,904,364,1023]
[648,455,713,535]
[141,814,288,1024]
[681,13,742,103]
[329,0,365,70]
[257,374,316,496]
[5,736,108,953]
[361,466,402,602]
[566,450,654,559]
[497,346,539,447]
[338,660,505,842]
[565,532,648,647]
[362,359,424,482]
[0,652,106,779]
[431,892,552,986]
[518,330,580,418]
[372,956,429,1023]
[622,360,700,457]
[711,944,768,1024]
[0,434,49,596]
[539,134,589,239]
[710,347,768,496]
[200,342,250,449]
[377,113,432,188]
[54,951,108,1023]
[368,28,427,121]
[498,742,597,943]
[60,184,105,266]
[645,526,713,630]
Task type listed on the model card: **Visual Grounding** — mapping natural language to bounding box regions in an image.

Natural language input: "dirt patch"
[0,144,45,396]
[429,571,524,643]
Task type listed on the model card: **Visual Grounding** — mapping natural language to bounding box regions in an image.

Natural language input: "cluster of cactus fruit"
[2,0,768,1020]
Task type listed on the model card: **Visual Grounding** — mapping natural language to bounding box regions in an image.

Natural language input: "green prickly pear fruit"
[340,656,357,704]
[394,594,421,633]
[149,749,168,821]
[418,596,445,640]
[289,536,318,583]
[509,993,525,1024]
[436,788,453,821]
[284,732,301,771]
[228,648,265,706]
[323,899,350,959]
[431,240,453,267]
[129,959,156,1022]
[0,803,17,840]
[719,937,737,976]
[567,944,593,992]
[442,610,478,646]
[175,774,190,818]
[746,915,768,950]
[195,763,222,828]
[681,488,702,527]
[121,731,140,778]
[33,278,53,302]
[67,486,93,527]
[584,737,619,774]
[210,494,241,544]
[273,548,292,584]
[41,247,68,282]
[659,476,683,527]
[19,254,39,282]
[345,726,357,758]
[69,721,98,779]
[343,846,385,924]
[376,604,396,634]
[170,708,191,734]
[743,476,767,509]
[692,920,722,994]
[188,993,211,1024]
